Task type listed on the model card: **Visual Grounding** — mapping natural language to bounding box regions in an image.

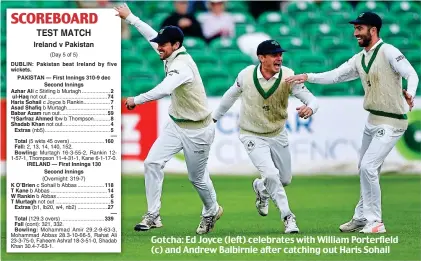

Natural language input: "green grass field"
[1,174,421,261]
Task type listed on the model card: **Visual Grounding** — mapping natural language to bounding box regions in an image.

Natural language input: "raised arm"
[385,44,419,110]
[285,55,360,85]
[212,69,246,122]
[114,4,159,54]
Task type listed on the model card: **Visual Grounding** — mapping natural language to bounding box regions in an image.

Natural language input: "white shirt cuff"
[125,13,137,24]
[306,73,315,82]
[307,102,319,115]
[134,95,145,105]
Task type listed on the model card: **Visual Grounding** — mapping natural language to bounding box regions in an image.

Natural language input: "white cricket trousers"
[240,129,293,219]
[144,120,219,217]
[352,122,405,223]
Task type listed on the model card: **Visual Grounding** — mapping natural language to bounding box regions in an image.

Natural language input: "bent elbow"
[164,91,173,97]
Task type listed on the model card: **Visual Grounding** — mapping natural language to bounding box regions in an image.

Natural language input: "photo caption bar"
[6,9,121,253]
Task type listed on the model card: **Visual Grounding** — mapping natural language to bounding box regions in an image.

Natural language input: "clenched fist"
[296,105,313,119]
[125,97,136,110]
[403,89,414,111]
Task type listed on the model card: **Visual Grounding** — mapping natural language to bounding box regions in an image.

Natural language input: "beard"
[159,52,169,60]
[358,34,372,47]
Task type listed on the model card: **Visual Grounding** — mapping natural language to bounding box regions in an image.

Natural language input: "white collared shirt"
[256,64,280,80]
[307,39,419,97]
[212,64,319,121]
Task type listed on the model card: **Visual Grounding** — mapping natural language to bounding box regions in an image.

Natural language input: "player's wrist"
[304,73,314,82]
[133,96,143,105]
[124,13,135,22]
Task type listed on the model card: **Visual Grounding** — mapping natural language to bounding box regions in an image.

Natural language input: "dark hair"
[367,25,380,36]
[170,40,183,47]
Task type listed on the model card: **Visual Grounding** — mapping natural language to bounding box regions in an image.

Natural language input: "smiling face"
[157,42,180,60]
[353,24,375,47]
[259,53,283,75]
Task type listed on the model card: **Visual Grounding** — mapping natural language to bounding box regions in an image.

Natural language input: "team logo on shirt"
[262,105,270,112]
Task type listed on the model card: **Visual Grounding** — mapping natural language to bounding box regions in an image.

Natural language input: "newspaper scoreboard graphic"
[6,9,121,253]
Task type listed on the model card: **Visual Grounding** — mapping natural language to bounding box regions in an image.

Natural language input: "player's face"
[210,2,225,15]
[261,53,283,74]
[353,25,372,47]
[174,1,188,15]
[157,42,179,60]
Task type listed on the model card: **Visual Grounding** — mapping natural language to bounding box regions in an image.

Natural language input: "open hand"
[285,74,308,84]
[125,97,136,110]
[296,105,313,119]
[403,89,414,111]
[114,3,132,19]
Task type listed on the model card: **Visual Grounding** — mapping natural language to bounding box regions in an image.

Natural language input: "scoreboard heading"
[10,12,98,24]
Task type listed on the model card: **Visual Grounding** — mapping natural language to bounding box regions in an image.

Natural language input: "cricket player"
[286,12,419,233]
[114,4,223,235]
[212,40,320,234]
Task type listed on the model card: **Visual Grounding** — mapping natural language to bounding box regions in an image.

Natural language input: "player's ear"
[173,41,180,50]
[369,26,377,36]
[257,55,264,63]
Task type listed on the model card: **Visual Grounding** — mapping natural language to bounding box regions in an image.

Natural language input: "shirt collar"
[362,39,383,55]
[257,64,280,80]
[166,46,187,62]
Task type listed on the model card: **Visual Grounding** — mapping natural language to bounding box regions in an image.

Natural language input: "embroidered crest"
[359,13,365,17]
[159,28,165,34]
[262,105,270,112]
